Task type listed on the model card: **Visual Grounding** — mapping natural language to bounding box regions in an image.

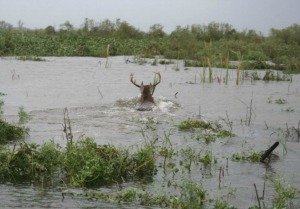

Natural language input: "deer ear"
[140,84,144,93]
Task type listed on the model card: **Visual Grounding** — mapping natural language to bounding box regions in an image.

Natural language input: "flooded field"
[0,56,300,208]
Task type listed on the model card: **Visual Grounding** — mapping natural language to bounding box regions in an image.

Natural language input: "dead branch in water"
[260,141,279,162]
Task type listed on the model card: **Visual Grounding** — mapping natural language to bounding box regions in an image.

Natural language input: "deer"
[129,72,161,111]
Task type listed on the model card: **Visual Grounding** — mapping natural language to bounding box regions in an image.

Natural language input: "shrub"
[0,119,28,143]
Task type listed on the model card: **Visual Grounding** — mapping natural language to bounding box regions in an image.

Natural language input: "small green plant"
[178,119,235,143]
[178,119,215,131]
[269,175,297,208]
[0,119,28,143]
[232,150,261,162]
[214,199,232,209]
[267,96,273,103]
[285,107,295,112]
[263,70,291,81]
[16,56,46,61]
[275,98,287,104]
[251,71,261,80]
[18,106,30,124]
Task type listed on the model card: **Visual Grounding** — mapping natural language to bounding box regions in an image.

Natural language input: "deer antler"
[129,73,141,88]
[152,72,161,87]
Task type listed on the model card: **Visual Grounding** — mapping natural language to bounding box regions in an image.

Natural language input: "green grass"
[0,119,28,143]
[231,151,262,162]
[269,175,297,208]
[18,106,30,124]
[0,137,156,186]
[275,98,287,104]
[178,119,235,143]
[1,20,300,73]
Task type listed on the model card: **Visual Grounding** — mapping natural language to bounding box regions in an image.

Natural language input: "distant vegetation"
[0,19,300,73]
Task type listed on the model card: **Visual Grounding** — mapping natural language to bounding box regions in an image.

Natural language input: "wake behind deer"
[129,72,161,111]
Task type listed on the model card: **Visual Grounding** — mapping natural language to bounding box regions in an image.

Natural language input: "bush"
[0,137,157,186]
[0,119,28,143]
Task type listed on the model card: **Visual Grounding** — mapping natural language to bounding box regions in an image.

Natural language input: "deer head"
[130,72,161,105]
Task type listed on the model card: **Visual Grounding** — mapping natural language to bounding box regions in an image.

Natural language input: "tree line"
[0,19,299,73]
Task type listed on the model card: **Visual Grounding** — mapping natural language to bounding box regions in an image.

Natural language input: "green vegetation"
[0,109,298,208]
[262,70,292,81]
[18,106,30,124]
[79,179,208,209]
[0,96,28,143]
[16,55,46,61]
[0,119,28,143]
[232,150,262,162]
[0,137,156,186]
[178,118,235,143]
[1,19,300,73]
[269,175,297,208]
[275,98,287,104]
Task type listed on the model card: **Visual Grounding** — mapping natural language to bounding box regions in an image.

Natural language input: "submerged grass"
[79,178,209,209]
[178,118,235,143]
[16,56,46,61]
[231,150,262,162]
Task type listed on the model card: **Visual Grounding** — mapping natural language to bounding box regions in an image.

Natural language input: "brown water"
[1,56,300,208]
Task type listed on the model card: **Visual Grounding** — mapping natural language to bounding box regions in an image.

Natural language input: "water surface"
[1,56,300,208]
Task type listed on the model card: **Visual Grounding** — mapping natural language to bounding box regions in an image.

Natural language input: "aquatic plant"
[18,106,30,124]
[178,119,216,131]
[269,175,297,208]
[16,56,46,61]
[0,137,157,186]
[0,97,28,143]
[178,119,235,143]
[0,119,28,143]
[79,180,208,209]
[263,70,291,81]
[275,98,287,104]
[251,71,261,80]
[231,151,261,162]
[285,107,295,112]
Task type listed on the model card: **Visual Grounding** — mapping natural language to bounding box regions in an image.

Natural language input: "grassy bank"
[0,20,300,73]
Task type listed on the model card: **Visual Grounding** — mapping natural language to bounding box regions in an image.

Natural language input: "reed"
[207,57,213,82]
[201,65,206,82]
[232,51,242,85]
[225,52,229,84]
[105,44,111,68]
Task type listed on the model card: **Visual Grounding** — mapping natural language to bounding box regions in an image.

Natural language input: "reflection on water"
[0,56,300,208]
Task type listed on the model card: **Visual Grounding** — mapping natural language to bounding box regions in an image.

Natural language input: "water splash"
[115,96,180,113]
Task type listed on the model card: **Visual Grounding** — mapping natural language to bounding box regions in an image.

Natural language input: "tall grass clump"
[18,106,30,124]
[0,120,28,143]
[225,53,230,84]
[207,57,213,82]
[0,137,157,186]
[0,97,28,143]
[269,175,297,208]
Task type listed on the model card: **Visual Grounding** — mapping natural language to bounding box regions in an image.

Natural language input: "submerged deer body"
[130,72,161,111]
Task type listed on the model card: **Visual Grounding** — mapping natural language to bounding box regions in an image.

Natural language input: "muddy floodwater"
[1,56,300,208]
